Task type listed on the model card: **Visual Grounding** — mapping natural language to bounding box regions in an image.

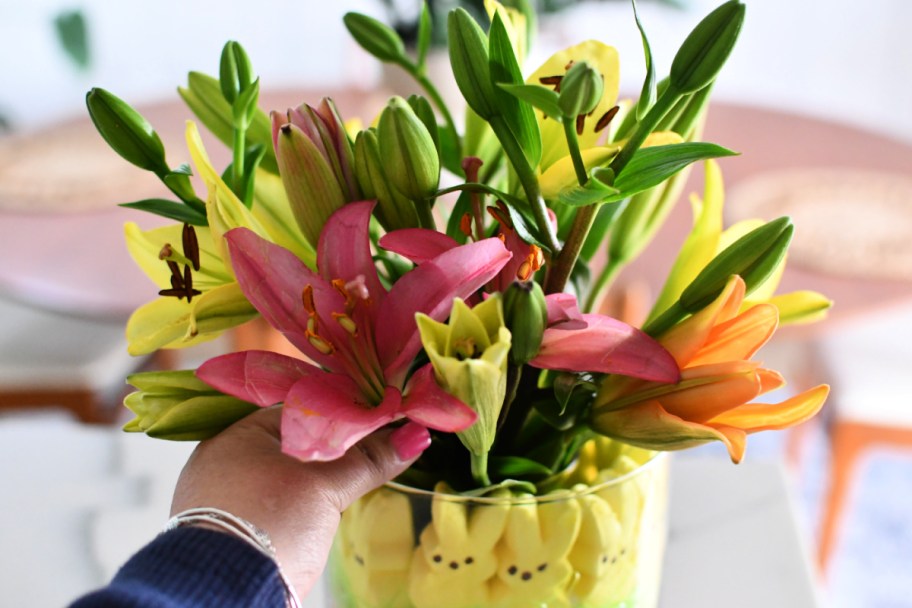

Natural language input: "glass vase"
[327,440,669,608]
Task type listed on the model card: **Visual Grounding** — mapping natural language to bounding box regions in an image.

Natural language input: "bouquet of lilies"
[88,0,830,493]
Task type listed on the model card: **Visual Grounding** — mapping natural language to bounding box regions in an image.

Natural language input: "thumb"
[319,422,430,512]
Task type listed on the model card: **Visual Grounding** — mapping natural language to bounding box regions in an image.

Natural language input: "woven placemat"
[0,120,162,213]
[727,168,912,282]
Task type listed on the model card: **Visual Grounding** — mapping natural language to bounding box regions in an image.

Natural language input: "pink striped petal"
[197,350,315,407]
[281,371,403,461]
[225,228,344,369]
[317,201,386,305]
[531,313,680,383]
[379,228,459,264]
[377,237,511,381]
[401,365,477,432]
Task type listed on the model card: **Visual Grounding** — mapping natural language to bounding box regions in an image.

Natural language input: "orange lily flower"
[591,276,829,463]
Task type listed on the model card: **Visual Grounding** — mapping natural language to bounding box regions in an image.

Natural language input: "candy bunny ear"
[358,489,415,569]
[428,483,470,547]
[539,491,582,558]
[502,498,540,554]
[568,492,622,598]
[466,496,511,552]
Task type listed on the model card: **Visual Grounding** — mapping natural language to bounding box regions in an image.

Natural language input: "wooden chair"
[815,303,912,572]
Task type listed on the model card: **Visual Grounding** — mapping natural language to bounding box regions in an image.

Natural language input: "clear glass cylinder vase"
[327,441,669,608]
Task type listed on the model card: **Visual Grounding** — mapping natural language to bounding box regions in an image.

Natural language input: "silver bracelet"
[164,507,302,608]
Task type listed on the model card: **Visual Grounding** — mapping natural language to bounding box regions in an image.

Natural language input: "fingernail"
[390,422,431,462]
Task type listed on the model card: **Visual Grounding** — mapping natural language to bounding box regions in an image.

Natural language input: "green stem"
[496,364,523,433]
[232,126,245,201]
[584,255,623,313]
[411,65,463,160]
[470,451,491,487]
[608,86,681,177]
[416,199,436,231]
[488,115,560,253]
[543,119,597,294]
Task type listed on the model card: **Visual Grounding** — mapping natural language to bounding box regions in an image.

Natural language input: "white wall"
[3,0,911,142]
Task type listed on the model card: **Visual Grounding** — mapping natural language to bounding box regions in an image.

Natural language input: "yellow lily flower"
[527,40,620,173]
[593,276,830,463]
[125,122,317,355]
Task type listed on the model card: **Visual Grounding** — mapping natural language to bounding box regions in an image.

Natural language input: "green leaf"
[489,456,553,480]
[497,83,562,120]
[670,0,745,94]
[178,72,278,174]
[556,168,619,208]
[239,144,267,207]
[488,12,541,167]
[86,88,168,174]
[54,10,90,69]
[612,142,737,200]
[416,2,433,70]
[162,171,206,216]
[632,0,657,119]
[343,12,407,65]
[119,199,208,226]
[580,199,628,262]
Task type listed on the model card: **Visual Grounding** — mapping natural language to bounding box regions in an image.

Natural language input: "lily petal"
[401,364,478,432]
[282,371,402,461]
[708,385,830,433]
[545,293,587,329]
[317,201,386,304]
[197,350,315,407]
[379,228,459,265]
[377,237,511,381]
[688,303,778,367]
[531,313,680,383]
[660,276,746,365]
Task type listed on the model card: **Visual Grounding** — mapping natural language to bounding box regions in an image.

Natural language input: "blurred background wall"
[3,0,911,142]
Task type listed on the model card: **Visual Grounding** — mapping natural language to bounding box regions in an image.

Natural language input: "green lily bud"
[679,216,793,312]
[86,88,168,174]
[353,129,421,231]
[670,0,745,94]
[416,296,512,480]
[377,96,440,201]
[448,8,499,120]
[558,61,604,119]
[343,12,407,65]
[123,370,258,440]
[502,280,548,365]
[219,40,254,104]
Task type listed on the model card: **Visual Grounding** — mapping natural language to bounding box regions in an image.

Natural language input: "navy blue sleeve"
[70,526,286,607]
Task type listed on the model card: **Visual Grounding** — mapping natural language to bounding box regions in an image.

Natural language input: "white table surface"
[0,415,819,607]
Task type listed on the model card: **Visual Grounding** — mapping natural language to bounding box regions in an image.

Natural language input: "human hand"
[170,406,430,600]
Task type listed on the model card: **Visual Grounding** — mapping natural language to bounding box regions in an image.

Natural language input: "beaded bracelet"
[164,507,302,608]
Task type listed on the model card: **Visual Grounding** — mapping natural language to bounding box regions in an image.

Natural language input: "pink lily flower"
[197,201,512,461]
[381,229,680,384]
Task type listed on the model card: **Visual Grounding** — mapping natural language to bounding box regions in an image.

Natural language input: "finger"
[320,422,430,512]
[238,404,283,437]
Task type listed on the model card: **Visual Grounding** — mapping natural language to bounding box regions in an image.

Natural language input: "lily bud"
[558,60,604,119]
[680,216,793,312]
[416,296,511,460]
[123,370,258,440]
[353,129,421,231]
[502,280,548,365]
[86,88,169,174]
[670,0,745,94]
[219,40,254,104]
[343,12,407,65]
[272,98,361,246]
[448,8,499,120]
[377,96,440,201]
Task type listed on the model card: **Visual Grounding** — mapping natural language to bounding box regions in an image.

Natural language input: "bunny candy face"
[490,492,582,606]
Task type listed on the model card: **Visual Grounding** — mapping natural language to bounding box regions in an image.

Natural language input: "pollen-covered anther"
[332,312,359,337]
[332,276,371,312]
[459,213,473,238]
[159,244,173,260]
[306,331,335,355]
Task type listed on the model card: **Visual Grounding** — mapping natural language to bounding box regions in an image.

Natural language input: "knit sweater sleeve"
[70,526,287,607]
